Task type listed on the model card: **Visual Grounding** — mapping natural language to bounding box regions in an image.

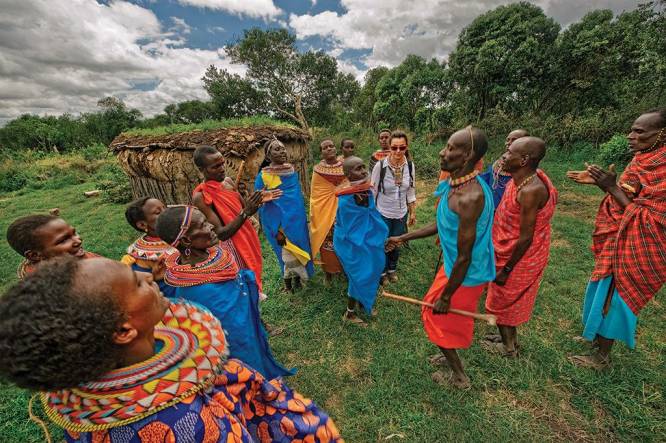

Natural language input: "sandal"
[428,354,451,367]
[568,354,610,371]
[431,369,471,390]
[342,309,368,327]
[483,333,502,343]
[480,339,519,358]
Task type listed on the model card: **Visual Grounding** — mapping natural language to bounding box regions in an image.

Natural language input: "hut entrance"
[110,125,311,205]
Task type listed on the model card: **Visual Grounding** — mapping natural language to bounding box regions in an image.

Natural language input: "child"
[277,229,310,292]
[341,138,356,159]
[0,257,342,442]
[6,214,97,279]
[121,197,177,297]
[334,156,389,325]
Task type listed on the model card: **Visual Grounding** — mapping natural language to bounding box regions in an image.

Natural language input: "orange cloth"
[421,267,485,349]
[193,180,263,291]
[309,165,346,262]
[485,170,558,326]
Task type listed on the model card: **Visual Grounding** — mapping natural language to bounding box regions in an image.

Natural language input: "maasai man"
[192,145,266,292]
[483,137,557,357]
[310,139,346,283]
[121,197,177,298]
[334,156,389,326]
[387,126,495,388]
[7,214,98,279]
[479,129,529,208]
[0,257,342,442]
[566,109,666,370]
[157,206,293,380]
[341,138,356,159]
[256,138,314,292]
[368,129,392,173]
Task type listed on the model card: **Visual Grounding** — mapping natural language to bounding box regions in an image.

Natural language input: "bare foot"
[431,369,471,390]
[481,339,518,358]
[388,272,398,283]
[568,353,610,370]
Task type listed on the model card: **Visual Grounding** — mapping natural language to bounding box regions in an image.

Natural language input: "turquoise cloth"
[255,170,314,278]
[582,277,637,349]
[434,177,496,285]
[333,192,389,314]
[170,269,294,379]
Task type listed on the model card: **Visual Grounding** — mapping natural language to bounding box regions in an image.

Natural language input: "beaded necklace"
[165,245,239,287]
[449,169,480,190]
[387,156,407,187]
[262,163,295,176]
[336,179,372,196]
[515,172,537,193]
[127,235,177,262]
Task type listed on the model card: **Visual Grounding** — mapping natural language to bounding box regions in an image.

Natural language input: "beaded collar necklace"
[263,163,295,176]
[448,169,480,195]
[127,235,177,261]
[165,245,239,287]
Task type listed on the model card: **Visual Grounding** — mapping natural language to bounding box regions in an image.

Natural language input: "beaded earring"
[184,248,191,257]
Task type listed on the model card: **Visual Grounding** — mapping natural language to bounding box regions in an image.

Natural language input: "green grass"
[122,116,297,137]
[0,145,664,442]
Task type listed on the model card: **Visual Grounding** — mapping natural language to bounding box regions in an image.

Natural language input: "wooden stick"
[235,159,246,191]
[382,291,497,326]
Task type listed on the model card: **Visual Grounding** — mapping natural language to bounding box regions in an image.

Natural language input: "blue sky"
[0,0,641,122]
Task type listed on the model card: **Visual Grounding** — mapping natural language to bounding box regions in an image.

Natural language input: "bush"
[96,163,133,204]
[0,167,30,193]
[596,134,631,168]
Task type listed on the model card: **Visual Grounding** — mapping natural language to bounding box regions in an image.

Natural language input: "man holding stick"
[566,109,666,370]
[387,126,495,388]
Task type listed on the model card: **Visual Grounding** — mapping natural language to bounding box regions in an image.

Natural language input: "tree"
[372,56,451,132]
[352,67,389,128]
[220,28,350,132]
[202,67,267,119]
[448,2,560,120]
[83,97,142,144]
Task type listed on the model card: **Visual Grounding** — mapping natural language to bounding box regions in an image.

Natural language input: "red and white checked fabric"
[591,145,666,314]
[486,170,558,326]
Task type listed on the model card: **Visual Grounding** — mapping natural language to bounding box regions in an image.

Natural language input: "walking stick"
[235,159,246,191]
[382,291,497,326]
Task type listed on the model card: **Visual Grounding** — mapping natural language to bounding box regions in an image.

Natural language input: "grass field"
[0,142,664,442]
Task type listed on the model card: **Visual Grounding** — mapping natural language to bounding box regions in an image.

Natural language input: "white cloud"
[289,0,641,69]
[176,0,282,19]
[0,0,244,122]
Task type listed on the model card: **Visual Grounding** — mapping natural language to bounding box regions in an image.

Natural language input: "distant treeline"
[1,1,664,153]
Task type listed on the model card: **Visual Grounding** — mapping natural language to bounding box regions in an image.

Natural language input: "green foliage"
[122,116,295,137]
[596,134,631,167]
[96,163,133,204]
[0,166,29,193]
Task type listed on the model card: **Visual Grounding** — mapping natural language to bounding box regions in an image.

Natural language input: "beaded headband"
[169,205,195,247]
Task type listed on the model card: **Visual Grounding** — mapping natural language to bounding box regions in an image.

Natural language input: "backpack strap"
[407,160,414,188]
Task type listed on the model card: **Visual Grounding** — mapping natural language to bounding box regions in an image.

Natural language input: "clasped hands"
[566,162,617,192]
[385,236,404,252]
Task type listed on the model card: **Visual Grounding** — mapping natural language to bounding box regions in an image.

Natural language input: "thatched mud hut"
[110,125,311,205]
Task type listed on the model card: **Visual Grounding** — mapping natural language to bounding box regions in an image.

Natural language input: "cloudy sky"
[0,0,641,123]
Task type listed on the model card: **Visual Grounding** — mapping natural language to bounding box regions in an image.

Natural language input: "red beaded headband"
[169,205,195,247]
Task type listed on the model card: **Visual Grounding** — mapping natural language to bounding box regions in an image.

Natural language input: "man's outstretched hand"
[385,236,404,252]
[566,162,596,184]
[587,164,617,192]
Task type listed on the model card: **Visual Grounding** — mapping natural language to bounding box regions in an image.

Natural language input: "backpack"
[376,158,414,203]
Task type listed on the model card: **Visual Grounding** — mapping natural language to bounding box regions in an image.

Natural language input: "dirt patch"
[556,191,603,220]
[414,179,438,208]
[551,238,572,249]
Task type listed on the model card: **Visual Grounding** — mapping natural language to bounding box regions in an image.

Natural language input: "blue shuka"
[171,269,294,380]
[333,189,389,313]
[434,176,496,285]
[479,164,512,209]
[255,168,314,278]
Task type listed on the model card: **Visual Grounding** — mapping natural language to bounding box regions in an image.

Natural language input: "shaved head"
[343,156,363,176]
[513,136,546,167]
[449,126,489,163]
[505,129,529,149]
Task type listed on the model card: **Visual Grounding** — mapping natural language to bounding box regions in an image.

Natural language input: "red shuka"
[486,170,558,326]
[421,267,485,349]
[193,180,263,291]
[590,145,666,314]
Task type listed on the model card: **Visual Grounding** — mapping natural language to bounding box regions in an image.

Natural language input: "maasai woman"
[121,197,177,298]
[7,214,98,279]
[157,205,293,380]
[368,129,392,174]
[310,139,346,283]
[255,139,314,292]
[334,156,389,326]
[0,257,342,442]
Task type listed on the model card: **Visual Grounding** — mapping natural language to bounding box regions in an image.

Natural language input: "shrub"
[96,163,133,204]
[0,167,30,193]
[596,134,631,168]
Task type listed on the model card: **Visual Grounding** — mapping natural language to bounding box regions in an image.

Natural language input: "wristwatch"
[239,211,248,220]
